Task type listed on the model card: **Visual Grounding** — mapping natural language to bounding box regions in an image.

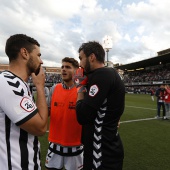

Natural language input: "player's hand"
[73,67,88,93]
[31,66,45,88]
[73,67,88,87]
[117,121,120,128]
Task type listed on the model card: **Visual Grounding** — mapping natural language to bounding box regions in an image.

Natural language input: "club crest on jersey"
[89,84,99,97]
[20,97,35,112]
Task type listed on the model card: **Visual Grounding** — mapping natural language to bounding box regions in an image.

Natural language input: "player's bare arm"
[20,67,48,136]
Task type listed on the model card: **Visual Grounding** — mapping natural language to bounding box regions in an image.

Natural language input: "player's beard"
[84,58,91,74]
[34,66,41,75]
[27,56,41,76]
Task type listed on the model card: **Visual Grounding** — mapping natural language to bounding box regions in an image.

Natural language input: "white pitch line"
[126,105,156,111]
[45,106,163,130]
[120,117,156,123]
[120,117,168,124]
[121,105,158,123]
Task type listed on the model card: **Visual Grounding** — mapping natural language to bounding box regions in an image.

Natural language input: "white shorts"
[45,145,83,170]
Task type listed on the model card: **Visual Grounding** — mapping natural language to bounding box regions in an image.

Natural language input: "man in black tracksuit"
[74,41,125,170]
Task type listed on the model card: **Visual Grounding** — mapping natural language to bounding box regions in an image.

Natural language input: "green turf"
[39,93,170,170]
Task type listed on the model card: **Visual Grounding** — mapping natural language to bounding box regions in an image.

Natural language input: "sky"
[0,0,170,67]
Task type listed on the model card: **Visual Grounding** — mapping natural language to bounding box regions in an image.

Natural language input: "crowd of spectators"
[122,66,170,94]
[28,65,170,95]
[28,73,62,85]
[125,86,158,94]
[28,67,170,85]
[45,73,62,83]
[123,68,170,83]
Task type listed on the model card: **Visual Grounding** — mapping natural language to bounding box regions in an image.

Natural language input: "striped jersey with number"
[0,71,41,170]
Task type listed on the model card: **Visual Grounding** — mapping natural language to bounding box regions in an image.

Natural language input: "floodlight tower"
[103,35,113,67]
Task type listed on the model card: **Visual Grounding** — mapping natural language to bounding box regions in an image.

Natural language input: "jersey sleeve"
[0,75,37,126]
[83,69,114,110]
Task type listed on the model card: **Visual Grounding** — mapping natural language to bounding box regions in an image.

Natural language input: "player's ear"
[89,53,96,62]
[20,48,29,60]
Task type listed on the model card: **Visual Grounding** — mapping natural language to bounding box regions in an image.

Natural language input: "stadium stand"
[0,64,62,87]
[1,48,170,91]
[115,49,170,94]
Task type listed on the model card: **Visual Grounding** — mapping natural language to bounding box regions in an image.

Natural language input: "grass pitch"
[39,93,170,170]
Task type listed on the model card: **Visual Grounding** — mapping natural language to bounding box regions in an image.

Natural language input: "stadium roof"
[115,52,170,71]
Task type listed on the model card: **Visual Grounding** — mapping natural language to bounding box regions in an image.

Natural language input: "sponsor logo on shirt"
[20,97,35,112]
[53,102,64,107]
[89,84,99,97]
[68,102,76,109]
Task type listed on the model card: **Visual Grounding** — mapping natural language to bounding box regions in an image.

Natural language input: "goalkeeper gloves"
[73,67,88,93]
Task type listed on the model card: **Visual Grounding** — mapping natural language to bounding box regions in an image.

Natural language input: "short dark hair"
[5,34,40,62]
[78,41,105,63]
[62,57,79,68]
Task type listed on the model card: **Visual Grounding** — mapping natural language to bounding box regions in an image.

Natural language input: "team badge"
[20,97,35,112]
[89,84,99,97]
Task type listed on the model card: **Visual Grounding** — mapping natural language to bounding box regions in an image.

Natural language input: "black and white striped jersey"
[0,71,41,170]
